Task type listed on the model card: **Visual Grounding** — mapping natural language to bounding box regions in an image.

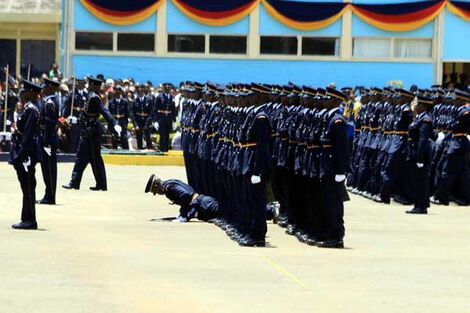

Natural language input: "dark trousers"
[70,134,107,189]
[245,176,267,240]
[111,123,129,149]
[321,176,345,240]
[411,163,431,209]
[40,148,57,202]
[69,124,80,153]
[14,162,37,222]
[158,118,172,152]
[136,127,153,149]
[270,167,290,219]
[435,153,467,203]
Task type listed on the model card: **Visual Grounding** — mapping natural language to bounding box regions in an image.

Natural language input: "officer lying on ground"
[145,174,219,222]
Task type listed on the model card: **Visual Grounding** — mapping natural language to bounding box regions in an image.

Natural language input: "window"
[168,34,205,53]
[260,36,297,55]
[117,33,155,52]
[302,37,339,56]
[210,35,247,54]
[394,39,432,58]
[75,32,112,51]
[20,40,55,78]
[0,39,16,70]
[353,38,391,58]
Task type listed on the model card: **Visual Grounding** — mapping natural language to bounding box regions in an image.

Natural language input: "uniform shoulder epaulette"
[334,119,344,124]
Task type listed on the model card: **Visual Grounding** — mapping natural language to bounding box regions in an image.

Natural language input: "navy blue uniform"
[67,92,116,190]
[154,92,175,152]
[320,107,349,240]
[162,179,218,221]
[63,89,88,153]
[38,95,59,203]
[132,96,153,149]
[9,103,42,223]
[408,112,434,210]
[109,97,129,149]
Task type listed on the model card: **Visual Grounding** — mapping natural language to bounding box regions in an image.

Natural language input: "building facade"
[0,0,60,78]
[58,0,470,88]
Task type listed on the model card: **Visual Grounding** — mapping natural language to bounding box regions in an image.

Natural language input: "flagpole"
[3,64,9,133]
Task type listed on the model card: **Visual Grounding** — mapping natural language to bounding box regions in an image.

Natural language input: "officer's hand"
[416,163,424,168]
[44,146,52,156]
[153,122,159,131]
[172,122,177,131]
[6,120,11,126]
[251,175,261,184]
[22,157,31,172]
[335,174,346,183]
[134,126,139,131]
[173,215,188,223]
[114,125,122,135]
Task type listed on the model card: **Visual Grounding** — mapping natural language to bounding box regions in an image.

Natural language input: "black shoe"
[277,218,288,228]
[406,207,427,214]
[239,238,266,247]
[453,199,469,206]
[12,221,38,230]
[430,196,448,206]
[36,198,55,205]
[317,239,344,248]
[401,199,413,205]
[305,236,319,246]
[90,186,107,191]
[285,224,296,235]
[62,183,79,190]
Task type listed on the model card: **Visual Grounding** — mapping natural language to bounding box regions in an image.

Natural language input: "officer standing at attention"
[406,94,434,214]
[154,83,176,152]
[36,78,60,205]
[132,86,154,149]
[9,80,42,229]
[108,86,130,149]
[62,77,121,191]
[318,87,350,248]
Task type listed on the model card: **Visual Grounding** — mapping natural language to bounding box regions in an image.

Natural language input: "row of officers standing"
[5,77,176,230]
[347,87,470,211]
[180,81,469,248]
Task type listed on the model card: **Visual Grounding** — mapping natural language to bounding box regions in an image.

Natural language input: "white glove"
[173,215,188,223]
[153,122,159,131]
[335,174,346,182]
[172,122,177,131]
[22,157,31,172]
[68,116,78,124]
[416,163,424,168]
[114,125,122,136]
[6,120,11,126]
[251,175,261,184]
[44,146,52,156]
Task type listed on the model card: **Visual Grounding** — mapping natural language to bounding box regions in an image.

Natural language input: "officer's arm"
[130,100,138,126]
[13,109,37,164]
[332,118,348,175]
[253,116,272,176]
[417,120,432,163]
[99,104,117,127]
[44,101,58,144]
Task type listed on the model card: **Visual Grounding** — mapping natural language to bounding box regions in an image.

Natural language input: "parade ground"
[0,163,469,313]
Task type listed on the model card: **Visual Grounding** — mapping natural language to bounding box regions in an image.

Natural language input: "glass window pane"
[353,38,391,58]
[302,37,339,56]
[20,40,55,79]
[260,36,297,55]
[117,33,155,52]
[0,39,16,70]
[394,39,432,58]
[209,36,247,54]
[75,32,113,51]
[168,34,205,53]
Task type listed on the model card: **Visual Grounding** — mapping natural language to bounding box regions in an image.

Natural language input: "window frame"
[208,34,248,56]
[300,35,341,57]
[74,30,114,52]
[259,34,299,56]
[116,32,156,53]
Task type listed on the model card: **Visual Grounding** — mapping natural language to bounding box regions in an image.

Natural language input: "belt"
[113,114,125,118]
[271,133,279,137]
[281,137,289,141]
[136,113,149,116]
[370,127,379,131]
[322,144,333,148]
[307,145,320,149]
[72,107,82,111]
[239,142,257,148]
[362,126,371,130]
[453,133,468,137]
[191,128,200,133]
[158,110,172,114]
[207,133,216,138]
[354,129,361,132]
[298,142,307,146]
[394,131,408,135]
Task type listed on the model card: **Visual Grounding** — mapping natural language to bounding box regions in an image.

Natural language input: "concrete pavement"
[0,163,469,313]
